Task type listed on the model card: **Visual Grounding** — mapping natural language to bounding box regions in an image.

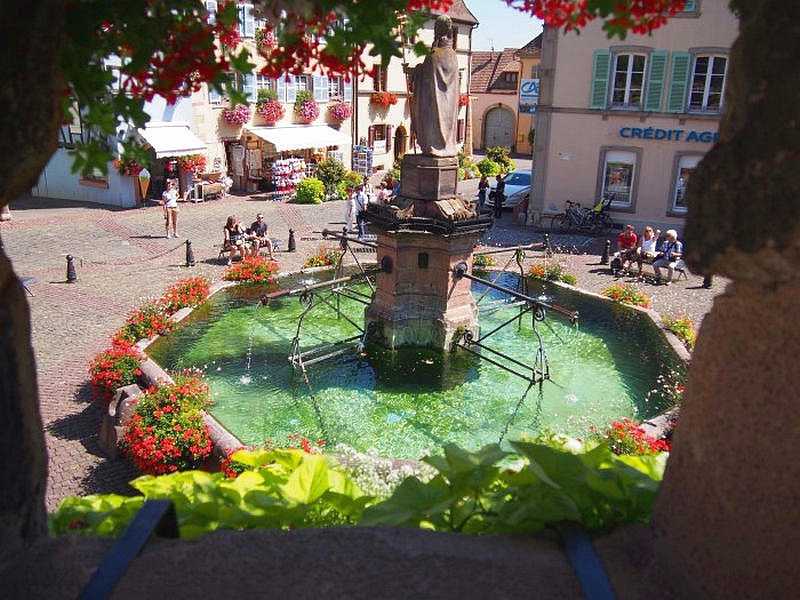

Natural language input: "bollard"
[66,255,77,282]
[287,229,296,252]
[600,240,611,265]
[702,274,713,289]
[185,240,196,267]
[543,233,552,256]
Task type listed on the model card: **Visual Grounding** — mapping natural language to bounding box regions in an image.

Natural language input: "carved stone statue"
[406,15,459,157]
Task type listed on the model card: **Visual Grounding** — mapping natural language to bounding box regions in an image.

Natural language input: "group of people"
[344,179,400,240]
[477,174,506,218]
[222,213,273,265]
[615,224,684,285]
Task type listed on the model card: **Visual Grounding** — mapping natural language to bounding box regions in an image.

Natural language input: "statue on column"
[405,15,459,157]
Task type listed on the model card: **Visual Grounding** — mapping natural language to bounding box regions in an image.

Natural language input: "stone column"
[464,100,474,156]
[652,1,800,597]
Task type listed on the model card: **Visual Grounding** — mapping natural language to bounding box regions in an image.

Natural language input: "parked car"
[483,170,532,209]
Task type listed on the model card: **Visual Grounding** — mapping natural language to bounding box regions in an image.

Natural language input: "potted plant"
[294,90,320,123]
[328,101,352,123]
[221,103,251,125]
[370,91,398,108]
[256,88,284,124]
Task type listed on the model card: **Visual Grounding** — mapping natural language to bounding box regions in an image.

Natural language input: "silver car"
[483,171,532,209]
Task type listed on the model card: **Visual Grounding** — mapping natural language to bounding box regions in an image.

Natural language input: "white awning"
[246,125,348,152]
[139,122,206,158]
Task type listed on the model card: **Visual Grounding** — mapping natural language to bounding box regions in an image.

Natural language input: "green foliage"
[294,177,325,204]
[314,158,347,198]
[528,129,536,147]
[477,159,501,177]
[458,152,479,180]
[295,89,313,106]
[662,314,696,350]
[335,170,364,200]
[602,283,652,308]
[51,450,373,539]
[528,262,577,285]
[472,253,496,269]
[257,88,278,102]
[485,146,515,174]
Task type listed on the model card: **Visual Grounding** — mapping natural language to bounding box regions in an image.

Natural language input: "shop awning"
[246,125,349,152]
[139,122,206,158]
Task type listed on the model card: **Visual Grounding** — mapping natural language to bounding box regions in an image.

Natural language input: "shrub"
[472,253,496,269]
[602,283,652,308]
[593,419,671,456]
[114,300,173,344]
[528,262,577,285]
[121,374,213,475]
[458,152,478,180]
[335,170,363,200]
[294,176,325,204]
[662,314,696,350]
[315,158,347,197]
[477,158,501,177]
[223,255,279,284]
[303,245,340,268]
[88,340,142,405]
[160,277,210,315]
[486,146,515,174]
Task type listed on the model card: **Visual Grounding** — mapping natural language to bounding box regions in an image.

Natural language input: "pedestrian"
[477,175,489,212]
[355,184,369,240]
[161,179,180,238]
[493,173,506,219]
[345,186,356,233]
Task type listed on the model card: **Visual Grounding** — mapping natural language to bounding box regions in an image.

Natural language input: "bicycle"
[551,194,616,234]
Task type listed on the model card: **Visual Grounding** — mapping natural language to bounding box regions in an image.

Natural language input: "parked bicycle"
[551,194,616,233]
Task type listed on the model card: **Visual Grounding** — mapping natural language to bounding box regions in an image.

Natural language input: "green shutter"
[589,50,611,109]
[667,52,692,113]
[645,50,668,112]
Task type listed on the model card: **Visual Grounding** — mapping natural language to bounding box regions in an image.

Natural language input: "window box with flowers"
[221,103,251,125]
[256,88,285,124]
[328,101,352,123]
[114,158,146,177]
[294,90,320,123]
[459,94,470,107]
[254,26,277,56]
[370,91,398,109]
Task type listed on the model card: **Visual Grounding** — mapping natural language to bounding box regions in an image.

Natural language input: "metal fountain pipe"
[453,261,579,323]
[320,228,378,249]
[473,243,546,256]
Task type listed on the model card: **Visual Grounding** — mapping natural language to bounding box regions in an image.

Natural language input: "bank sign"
[619,127,719,143]
[519,79,539,114]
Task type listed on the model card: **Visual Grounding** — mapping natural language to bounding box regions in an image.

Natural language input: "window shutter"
[237,5,246,32]
[645,50,668,112]
[205,0,217,24]
[589,50,611,109]
[285,75,297,103]
[368,126,374,147]
[244,4,255,38]
[319,76,330,102]
[386,125,393,152]
[343,78,353,102]
[276,76,287,102]
[242,73,255,102]
[667,52,692,113]
[683,0,697,11]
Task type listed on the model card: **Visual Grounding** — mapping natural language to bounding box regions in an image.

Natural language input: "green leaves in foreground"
[50,441,666,539]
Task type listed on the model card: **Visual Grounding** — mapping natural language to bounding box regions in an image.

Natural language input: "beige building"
[353,0,478,173]
[531,0,738,232]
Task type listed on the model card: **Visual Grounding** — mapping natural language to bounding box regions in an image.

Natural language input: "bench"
[611,251,688,281]
[218,238,281,263]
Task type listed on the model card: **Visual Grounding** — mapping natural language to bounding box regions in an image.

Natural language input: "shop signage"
[619,127,719,143]
[519,79,539,114]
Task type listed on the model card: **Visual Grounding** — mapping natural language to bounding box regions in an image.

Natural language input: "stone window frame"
[595,145,643,213]
[607,45,655,112]
[686,47,730,115]
[667,151,703,217]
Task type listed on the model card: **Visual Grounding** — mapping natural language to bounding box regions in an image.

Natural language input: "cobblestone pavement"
[1,192,722,510]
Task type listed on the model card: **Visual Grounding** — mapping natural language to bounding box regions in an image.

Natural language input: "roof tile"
[469,48,520,94]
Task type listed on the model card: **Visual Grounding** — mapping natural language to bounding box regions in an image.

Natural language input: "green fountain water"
[148,272,682,459]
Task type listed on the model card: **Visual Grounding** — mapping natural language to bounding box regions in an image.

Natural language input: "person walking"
[161,179,180,238]
[477,175,489,212]
[354,184,369,240]
[493,173,506,219]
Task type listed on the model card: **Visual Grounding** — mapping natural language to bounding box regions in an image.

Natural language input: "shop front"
[139,122,209,201]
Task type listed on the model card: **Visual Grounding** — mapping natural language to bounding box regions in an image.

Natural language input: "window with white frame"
[256,75,272,92]
[601,150,637,207]
[295,75,311,93]
[672,155,701,211]
[237,3,255,38]
[611,53,646,108]
[328,76,343,100]
[688,55,727,112]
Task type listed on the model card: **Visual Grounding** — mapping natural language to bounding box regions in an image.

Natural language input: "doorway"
[394,125,408,161]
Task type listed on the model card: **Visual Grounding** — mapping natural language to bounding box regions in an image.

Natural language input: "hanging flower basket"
[255,26,277,55]
[294,91,320,123]
[459,94,470,107]
[221,104,251,125]
[177,154,207,174]
[256,98,285,124]
[370,91,398,108]
[113,158,145,177]
[328,101,352,122]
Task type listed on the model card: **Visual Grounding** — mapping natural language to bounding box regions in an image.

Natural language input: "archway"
[394,125,408,161]
[483,105,515,149]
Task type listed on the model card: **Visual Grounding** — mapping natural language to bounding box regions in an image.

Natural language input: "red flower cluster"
[122,375,213,475]
[222,104,252,125]
[219,446,251,479]
[370,91,398,108]
[160,276,211,314]
[600,419,671,455]
[287,434,326,454]
[177,154,207,175]
[255,26,277,55]
[114,158,146,177]
[303,246,340,269]
[459,94,470,107]
[223,256,280,284]
[602,283,652,308]
[88,339,142,405]
[328,101,352,122]
[114,301,174,345]
[256,99,285,124]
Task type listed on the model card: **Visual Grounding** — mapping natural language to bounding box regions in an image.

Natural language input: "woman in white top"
[636,226,660,275]
[161,179,180,238]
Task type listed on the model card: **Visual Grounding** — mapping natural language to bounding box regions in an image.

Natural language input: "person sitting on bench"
[223,215,250,265]
[653,229,683,285]
[616,224,638,272]
[247,213,273,259]
[636,226,661,276]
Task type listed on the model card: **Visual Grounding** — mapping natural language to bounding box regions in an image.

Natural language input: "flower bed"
[114,300,174,344]
[602,283,652,308]
[160,276,211,314]
[89,340,142,405]
[303,246,340,268]
[528,262,577,285]
[223,255,280,284]
[593,418,671,455]
[370,91,398,108]
[221,104,251,125]
[662,314,696,350]
[328,101,352,122]
[122,372,213,475]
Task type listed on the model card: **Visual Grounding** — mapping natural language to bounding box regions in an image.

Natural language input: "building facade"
[530,0,738,231]
[354,0,478,174]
